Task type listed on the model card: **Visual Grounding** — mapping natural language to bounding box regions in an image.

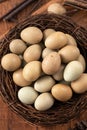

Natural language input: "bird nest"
[0,13,87,126]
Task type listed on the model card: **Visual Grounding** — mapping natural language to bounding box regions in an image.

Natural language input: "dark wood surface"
[0,0,87,130]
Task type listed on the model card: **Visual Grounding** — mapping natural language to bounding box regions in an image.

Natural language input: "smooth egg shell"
[42,52,61,75]
[58,45,80,63]
[23,61,42,81]
[1,53,21,71]
[18,87,38,104]
[13,69,32,87]
[20,26,43,44]
[51,84,73,101]
[34,76,55,92]
[71,73,87,94]
[65,34,77,46]
[45,32,68,49]
[23,44,42,63]
[43,28,55,39]
[34,92,54,111]
[64,61,83,82]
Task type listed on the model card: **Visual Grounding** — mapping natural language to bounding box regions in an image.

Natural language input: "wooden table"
[0,0,87,130]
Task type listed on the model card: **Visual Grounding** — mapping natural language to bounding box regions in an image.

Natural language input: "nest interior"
[0,13,87,126]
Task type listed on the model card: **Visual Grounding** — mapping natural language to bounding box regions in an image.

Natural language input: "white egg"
[34,92,54,111]
[34,76,55,92]
[18,87,38,104]
[64,61,83,82]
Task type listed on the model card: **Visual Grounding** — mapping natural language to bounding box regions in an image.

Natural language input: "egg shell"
[58,45,80,63]
[53,64,65,81]
[18,86,38,104]
[77,54,86,72]
[71,73,87,94]
[64,61,83,82]
[23,61,42,81]
[9,39,27,54]
[42,52,61,75]
[1,53,21,71]
[23,44,42,63]
[47,3,66,15]
[65,34,77,46]
[42,48,55,59]
[34,76,55,92]
[43,28,55,39]
[45,32,68,49]
[13,69,32,87]
[51,84,73,102]
[20,26,43,44]
[34,92,54,111]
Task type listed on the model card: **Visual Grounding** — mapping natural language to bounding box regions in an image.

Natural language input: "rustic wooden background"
[0,0,87,130]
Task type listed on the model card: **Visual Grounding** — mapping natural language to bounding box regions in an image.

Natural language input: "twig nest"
[47,3,66,15]
[20,26,43,44]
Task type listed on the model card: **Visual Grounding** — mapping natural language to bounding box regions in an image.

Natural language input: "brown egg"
[53,64,65,81]
[45,32,68,49]
[1,53,21,71]
[71,73,87,94]
[65,34,77,46]
[47,3,66,15]
[42,48,55,59]
[23,61,42,81]
[77,54,86,72]
[42,52,61,75]
[51,84,73,102]
[13,69,32,87]
[43,28,55,40]
[23,44,42,63]
[58,45,80,63]
[20,26,43,44]
[9,39,27,54]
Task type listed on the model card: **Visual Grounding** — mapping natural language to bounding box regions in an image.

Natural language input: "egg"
[45,32,68,49]
[53,64,65,81]
[18,86,38,104]
[51,84,73,102]
[43,28,55,39]
[13,69,32,87]
[42,52,61,75]
[9,39,27,54]
[65,34,77,46]
[47,3,66,15]
[23,61,42,81]
[64,61,83,82]
[20,26,43,44]
[34,76,55,92]
[71,73,87,94]
[77,54,86,72]
[23,44,42,63]
[58,45,80,63]
[34,92,54,111]
[42,48,55,59]
[1,53,21,71]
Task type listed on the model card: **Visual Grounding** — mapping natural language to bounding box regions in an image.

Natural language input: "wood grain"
[0,0,87,130]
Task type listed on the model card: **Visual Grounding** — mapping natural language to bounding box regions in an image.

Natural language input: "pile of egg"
[1,26,87,111]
